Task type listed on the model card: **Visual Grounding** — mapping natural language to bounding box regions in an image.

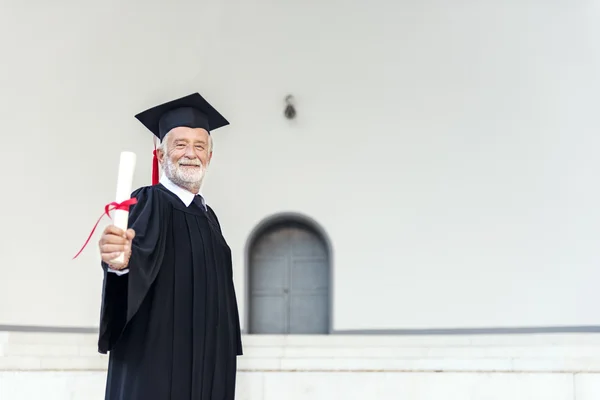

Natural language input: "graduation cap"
[134,92,230,184]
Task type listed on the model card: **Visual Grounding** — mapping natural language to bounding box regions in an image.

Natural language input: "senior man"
[97,92,243,400]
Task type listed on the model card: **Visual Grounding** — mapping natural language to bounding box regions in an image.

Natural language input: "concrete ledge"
[2,331,600,372]
[3,332,600,399]
[1,371,600,400]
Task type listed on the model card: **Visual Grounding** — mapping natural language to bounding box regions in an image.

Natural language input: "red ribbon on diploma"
[72,197,138,260]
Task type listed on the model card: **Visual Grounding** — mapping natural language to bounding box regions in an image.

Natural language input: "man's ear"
[156,148,165,163]
[208,150,213,164]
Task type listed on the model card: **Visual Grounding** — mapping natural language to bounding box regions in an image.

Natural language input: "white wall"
[1,0,599,331]
[0,0,227,327]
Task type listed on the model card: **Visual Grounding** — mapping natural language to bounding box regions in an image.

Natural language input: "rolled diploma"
[111,151,137,264]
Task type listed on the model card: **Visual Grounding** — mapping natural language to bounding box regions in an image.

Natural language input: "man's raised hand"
[99,225,135,269]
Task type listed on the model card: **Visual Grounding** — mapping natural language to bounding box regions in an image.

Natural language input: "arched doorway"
[247,215,331,334]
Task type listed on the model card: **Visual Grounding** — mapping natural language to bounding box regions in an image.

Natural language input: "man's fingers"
[101,244,129,254]
[102,252,123,262]
[99,226,133,255]
[99,233,128,246]
[103,225,126,237]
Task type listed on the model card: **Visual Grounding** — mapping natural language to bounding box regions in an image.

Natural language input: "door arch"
[246,214,332,334]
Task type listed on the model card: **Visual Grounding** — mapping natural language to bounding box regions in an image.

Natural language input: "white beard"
[162,156,206,191]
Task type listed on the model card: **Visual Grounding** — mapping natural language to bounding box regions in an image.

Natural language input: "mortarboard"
[134,92,229,185]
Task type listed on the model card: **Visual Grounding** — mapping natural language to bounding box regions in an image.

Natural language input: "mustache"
[178,158,202,167]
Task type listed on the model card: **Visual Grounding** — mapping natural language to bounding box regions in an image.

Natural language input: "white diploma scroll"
[111,151,137,264]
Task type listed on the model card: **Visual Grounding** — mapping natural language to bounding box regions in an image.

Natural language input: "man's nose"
[184,145,197,158]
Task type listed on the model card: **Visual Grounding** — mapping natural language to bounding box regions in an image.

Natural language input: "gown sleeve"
[98,186,169,354]
[207,206,243,356]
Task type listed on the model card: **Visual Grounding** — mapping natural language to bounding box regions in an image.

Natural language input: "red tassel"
[152,148,159,185]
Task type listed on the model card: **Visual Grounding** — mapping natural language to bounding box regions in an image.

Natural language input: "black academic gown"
[97,183,243,400]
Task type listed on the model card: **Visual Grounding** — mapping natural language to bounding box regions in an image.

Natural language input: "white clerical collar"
[159,175,206,210]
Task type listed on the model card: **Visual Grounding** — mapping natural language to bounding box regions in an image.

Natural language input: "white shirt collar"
[159,175,207,210]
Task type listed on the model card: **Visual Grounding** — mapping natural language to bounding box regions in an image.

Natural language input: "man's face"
[158,126,212,190]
